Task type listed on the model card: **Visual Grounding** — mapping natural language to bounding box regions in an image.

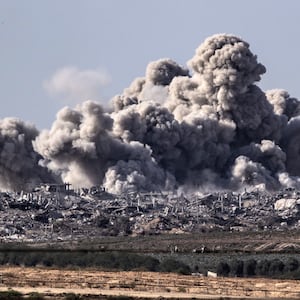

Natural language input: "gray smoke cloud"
[33,101,114,188]
[266,89,300,120]
[33,100,174,194]
[1,33,300,193]
[0,118,56,191]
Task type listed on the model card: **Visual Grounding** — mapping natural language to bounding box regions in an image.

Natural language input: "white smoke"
[44,66,111,104]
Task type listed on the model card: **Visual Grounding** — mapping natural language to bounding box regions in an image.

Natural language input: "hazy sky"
[0,0,299,129]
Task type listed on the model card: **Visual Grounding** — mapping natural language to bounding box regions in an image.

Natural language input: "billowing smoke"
[0,118,56,191]
[1,33,300,193]
[33,100,175,194]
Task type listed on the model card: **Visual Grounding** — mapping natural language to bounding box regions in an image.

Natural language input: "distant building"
[38,183,72,194]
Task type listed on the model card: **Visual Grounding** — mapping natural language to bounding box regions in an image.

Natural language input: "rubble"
[0,184,300,243]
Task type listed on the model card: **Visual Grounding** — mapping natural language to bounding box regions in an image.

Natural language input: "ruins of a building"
[0,184,300,243]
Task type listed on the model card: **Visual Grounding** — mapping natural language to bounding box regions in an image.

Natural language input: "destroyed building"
[0,182,300,243]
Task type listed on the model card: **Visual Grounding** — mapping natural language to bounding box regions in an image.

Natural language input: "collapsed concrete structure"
[0,183,300,243]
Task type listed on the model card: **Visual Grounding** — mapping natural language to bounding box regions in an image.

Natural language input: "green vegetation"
[0,291,45,300]
[63,293,82,300]
[160,258,191,275]
[1,247,299,279]
[107,297,134,300]
[26,293,44,300]
[216,261,230,277]
[0,290,23,300]
[216,257,300,279]
[0,250,190,275]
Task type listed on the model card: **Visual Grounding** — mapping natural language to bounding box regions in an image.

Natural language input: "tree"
[230,260,244,277]
[285,258,299,273]
[160,258,191,275]
[243,259,256,277]
[269,259,284,277]
[256,259,270,276]
[217,261,230,277]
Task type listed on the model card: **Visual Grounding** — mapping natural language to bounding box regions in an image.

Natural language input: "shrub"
[0,290,23,299]
[269,259,284,277]
[27,292,45,300]
[159,258,191,275]
[285,258,299,273]
[140,256,160,272]
[216,261,230,277]
[64,293,82,300]
[256,259,270,276]
[230,260,244,277]
[243,259,256,277]
[107,296,134,300]
[23,254,37,267]
[286,269,300,280]
[41,253,54,267]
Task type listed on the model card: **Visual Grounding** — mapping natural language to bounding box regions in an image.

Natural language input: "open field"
[0,267,300,299]
[20,230,300,254]
[0,232,300,299]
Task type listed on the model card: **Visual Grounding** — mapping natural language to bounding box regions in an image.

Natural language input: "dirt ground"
[33,230,300,254]
[0,267,300,299]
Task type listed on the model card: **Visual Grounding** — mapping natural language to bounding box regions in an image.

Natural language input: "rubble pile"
[0,183,300,243]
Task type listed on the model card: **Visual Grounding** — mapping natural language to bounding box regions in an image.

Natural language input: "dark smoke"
[0,118,56,191]
[1,33,300,193]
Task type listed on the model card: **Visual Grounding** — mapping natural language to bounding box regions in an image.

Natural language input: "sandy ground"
[0,286,259,299]
[0,267,300,299]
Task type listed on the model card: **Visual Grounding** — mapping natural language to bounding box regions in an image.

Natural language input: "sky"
[0,0,300,130]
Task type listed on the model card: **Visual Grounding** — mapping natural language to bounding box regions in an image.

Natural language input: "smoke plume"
[1,33,300,193]
[0,118,56,191]
[44,66,111,104]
